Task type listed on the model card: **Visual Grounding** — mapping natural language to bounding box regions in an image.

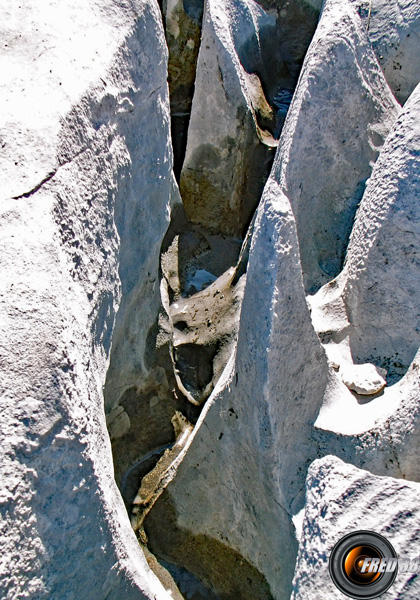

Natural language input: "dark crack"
[11,146,88,201]
[12,170,57,200]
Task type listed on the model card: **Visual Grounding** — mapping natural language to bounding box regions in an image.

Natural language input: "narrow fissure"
[162,0,205,179]
[105,1,322,598]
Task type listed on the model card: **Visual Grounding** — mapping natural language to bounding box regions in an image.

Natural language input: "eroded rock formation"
[0,1,175,598]
[2,0,420,599]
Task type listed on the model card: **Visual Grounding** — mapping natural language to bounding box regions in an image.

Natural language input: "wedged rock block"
[274,0,399,293]
[292,456,420,600]
[146,184,329,599]
[0,1,174,598]
[180,0,320,236]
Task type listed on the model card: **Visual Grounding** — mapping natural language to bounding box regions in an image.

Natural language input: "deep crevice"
[105,2,322,597]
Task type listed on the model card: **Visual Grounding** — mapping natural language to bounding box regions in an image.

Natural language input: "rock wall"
[355,0,420,104]
[292,456,420,600]
[0,1,175,598]
[140,0,420,599]
[3,0,420,599]
[179,0,320,236]
[273,0,399,292]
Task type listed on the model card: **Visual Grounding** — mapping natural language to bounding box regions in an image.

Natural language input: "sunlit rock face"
[310,81,420,385]
[353,0,420,104]
[273,0,399,293]
[291,456,420,600]
[2,0,420,599]
[0,1,174,598]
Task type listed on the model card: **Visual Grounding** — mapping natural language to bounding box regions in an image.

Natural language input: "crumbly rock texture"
[0,1,174,598]
[2,0,420,599]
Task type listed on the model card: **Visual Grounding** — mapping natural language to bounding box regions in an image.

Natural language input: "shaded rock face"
[161,0,205,178]
[3,0,420,600]
[179,0,321,237]
[144,187,329,600]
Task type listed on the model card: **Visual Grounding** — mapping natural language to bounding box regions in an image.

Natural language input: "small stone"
[341,363,387,395]
[108,410,131,440]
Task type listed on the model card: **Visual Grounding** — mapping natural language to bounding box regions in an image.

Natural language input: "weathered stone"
[169,266,245,405]
[163,0,204,115]
[310,81,420,385]
[292,456,420,600]
[313,348,420,483]
[180,0,320,237]
[343,82,420,382]
[146,185,329,599]
[4,0,420,598]
[108,409,131,440]
[0,1,175,598]
[340,362,387,395]
[355,0,420,104]
[142,8,420,598]
[274,0,399,293]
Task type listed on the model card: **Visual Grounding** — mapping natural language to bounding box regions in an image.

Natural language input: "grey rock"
[310,82,420,384]
[274,0,399,293]
[145,7,420,599]
[0,1,174,598]
[147,184,329,599]
[355,0,420,104]
[3,0,420,598]
[160,0,204,176]
[343,81,420,382]
[292,456,420,600]
[180,0,320,236]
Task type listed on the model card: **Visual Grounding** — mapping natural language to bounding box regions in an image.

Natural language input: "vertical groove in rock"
[159,0,205,179]
[112,1,323,598]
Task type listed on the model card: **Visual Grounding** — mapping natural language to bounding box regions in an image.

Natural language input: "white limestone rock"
[311,347,420,489]
[355,0,420,104]
[179,0,320,236]
[292,456,420,600]
[148,7,420,598]
[343,82,420,383]
[340,362,387,394]
[308,81,420,476]
[148,184,329,599]
[310,81,420,388]
[0,1,174,599]
[274,0,399,293]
